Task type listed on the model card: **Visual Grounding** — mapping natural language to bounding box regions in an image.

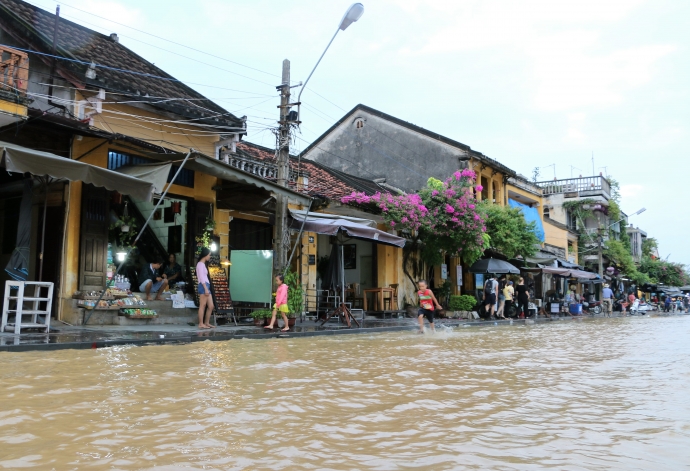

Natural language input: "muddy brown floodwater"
[1,317,689,470]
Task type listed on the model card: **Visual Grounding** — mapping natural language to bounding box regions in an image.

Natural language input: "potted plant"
[109,215,138,252]
[251,309,272,327]
[449,294,478,319]
[284,269,303,327]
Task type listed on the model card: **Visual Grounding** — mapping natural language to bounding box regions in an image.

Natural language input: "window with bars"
[107,150,195,188]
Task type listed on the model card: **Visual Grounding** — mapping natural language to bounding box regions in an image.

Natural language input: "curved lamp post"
[296,3,364,120]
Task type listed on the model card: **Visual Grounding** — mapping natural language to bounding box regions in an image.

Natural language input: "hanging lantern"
[112,192,122,205]
[171,201,182,214]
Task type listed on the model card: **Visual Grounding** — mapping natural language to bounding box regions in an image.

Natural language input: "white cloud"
[620,184,644,198]
[384,0,675,112]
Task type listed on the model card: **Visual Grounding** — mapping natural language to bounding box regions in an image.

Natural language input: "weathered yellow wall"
[79,97,221,156]
[543,222,568,255]
[0,100,27,117]
[470,157,507,206]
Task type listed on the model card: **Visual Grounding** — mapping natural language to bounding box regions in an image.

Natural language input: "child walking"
[266,274,290,332]
[417,280,442,334]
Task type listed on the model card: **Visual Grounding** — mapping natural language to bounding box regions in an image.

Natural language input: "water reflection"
[1,317,689,469]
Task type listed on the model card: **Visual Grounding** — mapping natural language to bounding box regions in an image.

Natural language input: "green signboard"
[229,250,274,304]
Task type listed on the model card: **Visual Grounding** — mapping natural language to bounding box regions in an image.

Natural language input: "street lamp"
[607,207,646,229]
[296,3,364,121]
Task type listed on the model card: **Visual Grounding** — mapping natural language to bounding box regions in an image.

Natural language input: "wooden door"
[79,184,109,291]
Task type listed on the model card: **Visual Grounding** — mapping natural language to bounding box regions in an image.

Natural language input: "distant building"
[627,226,648,263]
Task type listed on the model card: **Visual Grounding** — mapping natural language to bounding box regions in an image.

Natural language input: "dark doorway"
[35,205,64,315]
[230,218,272,250]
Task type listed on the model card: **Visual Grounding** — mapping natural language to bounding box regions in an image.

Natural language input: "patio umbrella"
[469,258,520,274]
[4,179,33,281]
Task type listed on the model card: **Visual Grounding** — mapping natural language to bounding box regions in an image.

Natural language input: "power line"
[28,3,278,87]
[0,43,273,96]
[36,0,280,79]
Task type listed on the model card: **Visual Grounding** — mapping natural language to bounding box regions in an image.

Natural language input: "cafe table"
[363,287,395,311]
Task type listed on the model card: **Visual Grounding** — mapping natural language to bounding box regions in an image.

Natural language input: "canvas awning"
[115,162,172,194]
[287,210,405,248]
[0,140,155,201]
[531,266,600,280]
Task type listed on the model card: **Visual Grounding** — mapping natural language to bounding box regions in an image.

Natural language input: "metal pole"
[284,200,313,275]
[38,177,50,281]
[341,244,345,309]
[84,151,193,325]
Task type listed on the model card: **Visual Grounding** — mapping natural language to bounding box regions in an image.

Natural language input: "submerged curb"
[0,312,685,353]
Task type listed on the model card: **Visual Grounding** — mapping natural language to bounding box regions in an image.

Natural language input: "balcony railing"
[0,46,29,101]
[536,176,610,197]
[221,152,307,185]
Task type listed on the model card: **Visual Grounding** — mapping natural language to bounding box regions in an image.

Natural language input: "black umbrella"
[4,180,33,281]
[469,258,520,274]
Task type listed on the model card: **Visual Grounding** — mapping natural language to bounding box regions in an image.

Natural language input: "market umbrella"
[469,258,520,274]
[4,180,33,281]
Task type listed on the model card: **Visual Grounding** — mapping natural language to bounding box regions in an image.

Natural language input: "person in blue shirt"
[602,284,614,317]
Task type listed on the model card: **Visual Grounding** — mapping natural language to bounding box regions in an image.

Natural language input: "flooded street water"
[1,317,689,470]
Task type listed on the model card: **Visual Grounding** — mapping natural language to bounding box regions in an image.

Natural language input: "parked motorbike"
[630,299,657,314]
[582,299,602,315]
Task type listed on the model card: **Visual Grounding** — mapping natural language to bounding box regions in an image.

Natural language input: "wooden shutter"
[79,184,110,291]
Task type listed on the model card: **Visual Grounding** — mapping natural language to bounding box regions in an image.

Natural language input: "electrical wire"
[32,0,280,79]
[0,43,274,95]
[26,2,278,87]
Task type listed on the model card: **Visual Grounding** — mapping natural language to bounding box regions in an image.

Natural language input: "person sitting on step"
[138,258,168,301]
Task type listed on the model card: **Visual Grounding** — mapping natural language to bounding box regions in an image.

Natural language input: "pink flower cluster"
[340,169,488,255]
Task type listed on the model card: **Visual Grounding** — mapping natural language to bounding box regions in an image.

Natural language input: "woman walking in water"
[196,248,214,329]
[266,274,290,332]
[516,277,530,318]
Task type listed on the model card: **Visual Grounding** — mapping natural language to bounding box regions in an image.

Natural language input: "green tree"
[639,257,689,286]
[603,239,649,284]
[483,203,540,259]
[642,237,658,258]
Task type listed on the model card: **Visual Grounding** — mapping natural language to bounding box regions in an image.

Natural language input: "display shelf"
[190,264,236,325]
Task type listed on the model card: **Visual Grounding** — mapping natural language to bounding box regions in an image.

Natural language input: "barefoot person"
[266,274,290,332]
[196,248,214,329]
[417,280,441,334]
[138,258,168,301]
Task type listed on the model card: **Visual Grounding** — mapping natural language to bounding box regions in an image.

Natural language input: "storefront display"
[190,265,234,323]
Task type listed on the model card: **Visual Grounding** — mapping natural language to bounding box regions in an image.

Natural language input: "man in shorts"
[417,280,442,334]
[138,259,168,301]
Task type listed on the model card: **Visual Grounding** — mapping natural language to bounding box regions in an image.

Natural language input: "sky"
[21,0,690,266]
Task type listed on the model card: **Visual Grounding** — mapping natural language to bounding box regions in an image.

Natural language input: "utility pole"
[273,59,291,272]
[597,230,604,278]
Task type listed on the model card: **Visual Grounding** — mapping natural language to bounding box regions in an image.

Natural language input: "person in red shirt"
[417,280,442,334]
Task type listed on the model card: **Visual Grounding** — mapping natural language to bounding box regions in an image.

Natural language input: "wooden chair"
[383,284,399,311]
[350,283,364,309]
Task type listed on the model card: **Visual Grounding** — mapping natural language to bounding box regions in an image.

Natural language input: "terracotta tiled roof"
[0,0,243,129]
[236,141,383,200]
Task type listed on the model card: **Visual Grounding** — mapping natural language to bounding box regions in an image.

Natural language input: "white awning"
[0,140,155,201]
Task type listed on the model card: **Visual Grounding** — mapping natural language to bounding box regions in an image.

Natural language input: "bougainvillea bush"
[342,169,489,266]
